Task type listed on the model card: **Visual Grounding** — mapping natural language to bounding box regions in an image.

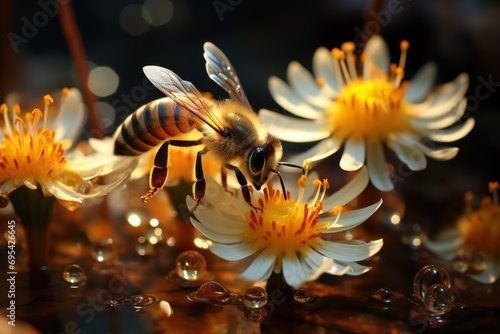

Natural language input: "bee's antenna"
[271,162,305,201]
[270,168,288,200]
[278,161,305,174]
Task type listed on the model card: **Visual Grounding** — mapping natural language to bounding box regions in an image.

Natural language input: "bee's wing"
[203,42,253,110]
[143,65,226,135]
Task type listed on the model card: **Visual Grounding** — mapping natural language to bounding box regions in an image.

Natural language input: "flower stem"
[9,186,56,288]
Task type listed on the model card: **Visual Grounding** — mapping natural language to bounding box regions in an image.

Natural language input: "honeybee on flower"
[259,35,474,191]
[188,162,383,289]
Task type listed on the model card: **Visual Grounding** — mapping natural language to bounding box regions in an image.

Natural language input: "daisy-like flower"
[0,88,138,210]
[423,182,500,284]
[188,163,383,289]
[259,35,474,191]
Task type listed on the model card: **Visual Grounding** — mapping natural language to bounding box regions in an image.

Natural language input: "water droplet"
[78,180,93,194]
[451,253,470,274]
[0,193,9,208]
[62,264,87,285]
[470,251,488,273]
[91,238,117,263]
[424,284,455,315]
[175,250,207,281]
[129,294,158,308]
[413,265,451,303]
[294,289,315,304]
[371,287,397,303]
[243,286,268,309]
[186,280,239,305]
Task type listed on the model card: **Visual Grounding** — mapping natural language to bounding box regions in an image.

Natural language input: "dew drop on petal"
[424,284,455,315]
[62,264,87,285]
[0,193,9,208]
[243,286,268,309]
[451,253,470,274]
[77,180,93,194]
[372,287,397,303]
[294,289,315,304]
[175,250,207,281]
[470,251,488,273]
[91,238,117,263]
[413,265,451,303]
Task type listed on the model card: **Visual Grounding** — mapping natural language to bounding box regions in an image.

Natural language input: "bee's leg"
[141,141,170,203]
[225,164,262,212]
[141,139,203,204]
[190,151,206,212]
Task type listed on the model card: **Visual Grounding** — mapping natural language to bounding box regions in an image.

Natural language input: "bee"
[113,42,300,211]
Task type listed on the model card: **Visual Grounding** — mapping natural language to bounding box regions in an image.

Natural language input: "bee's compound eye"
[249,148,265,175]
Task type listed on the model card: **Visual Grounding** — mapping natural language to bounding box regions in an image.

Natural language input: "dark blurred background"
[1,0,499,229]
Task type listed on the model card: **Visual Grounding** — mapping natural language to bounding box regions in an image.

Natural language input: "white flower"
[259,35,474,191]
[188,164,383,289]
[0,88,138,210]
[423,182,500,284]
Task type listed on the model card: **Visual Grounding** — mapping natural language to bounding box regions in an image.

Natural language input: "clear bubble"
[470,251,488,273]
[243,286,268,309]
[451,253,470,274]
[91,238,117,263]
[294,289,315,304]
[186,280,239,305]
[77,180,93,195]
[175,250,207,281]
[424,284,455,315]
[371,287,397,303]
[413,265,451,303]
[62,264,87,285]
[0,193,9,208]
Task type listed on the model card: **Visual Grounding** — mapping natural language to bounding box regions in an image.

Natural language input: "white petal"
[394,133,459,160]
[268,77,325,119]
[287,61,329,108]
[339,137,365,171]
[333,261,371,276]
[323,260,351,276]
[45,181,83,203]
[0,179,16,193]
[363,35,390,78]
[282,252,308,289]
[190,217,242,244]
[312,47,340,95]
[406,62,437,103]
[410,98,467,130]
[390,140,427,171]
[54,88,86,143]
[320,200,382,233]
[258,109,330,142]
[317,239,383,262]
[422,233,464,255]
[422,117,475,143]
[410,73,469,118]
[240,248,276,281]
[469,261,500,284]
[322,165,369,210]
[189,202,247,235]
[287,137,342,166]
[23,179,38,190]
[209,243,256,261]
[366,140,393,191]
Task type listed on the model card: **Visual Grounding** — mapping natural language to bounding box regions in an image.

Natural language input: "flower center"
[0,93,79,191]
[242,175,328,254]
[459,182,500,256]
[323,40,414,141]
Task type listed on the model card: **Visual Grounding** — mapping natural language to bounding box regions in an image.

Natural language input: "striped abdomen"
[114,97,196,156]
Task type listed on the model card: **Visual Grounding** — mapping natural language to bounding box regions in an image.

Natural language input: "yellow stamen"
[1,104,13,137]
[43,94,53,130]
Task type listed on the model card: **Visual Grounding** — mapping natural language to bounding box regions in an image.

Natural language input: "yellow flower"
[0,89,137,210]
[260,35,474,191]
[188,164,383,289]
[423,182,500,284]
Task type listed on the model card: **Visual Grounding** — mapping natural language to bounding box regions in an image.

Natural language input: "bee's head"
[245,135,283,190]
